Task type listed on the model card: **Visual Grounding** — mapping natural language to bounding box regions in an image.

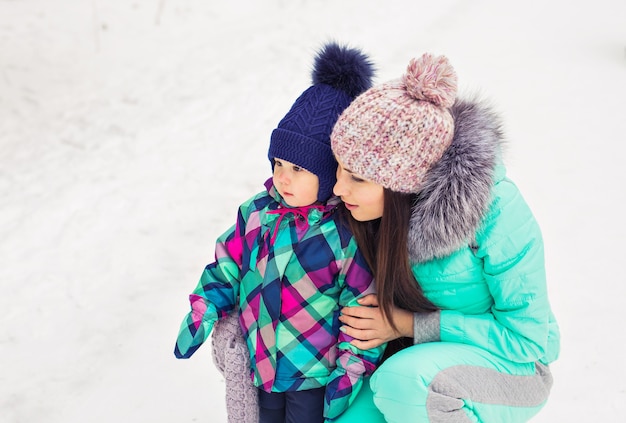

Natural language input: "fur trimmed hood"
[408,97,505,263]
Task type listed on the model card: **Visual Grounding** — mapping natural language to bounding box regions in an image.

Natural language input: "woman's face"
[333,159,384,221]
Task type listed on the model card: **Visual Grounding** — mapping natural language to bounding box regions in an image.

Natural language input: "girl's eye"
[351,175,365,183]
[293,166,301,172]
[274,160,282,167]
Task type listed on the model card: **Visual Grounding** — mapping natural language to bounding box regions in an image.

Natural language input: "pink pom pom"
[402,53,457,108]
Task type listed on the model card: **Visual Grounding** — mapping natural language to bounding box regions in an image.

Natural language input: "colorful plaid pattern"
[174,181,384,419]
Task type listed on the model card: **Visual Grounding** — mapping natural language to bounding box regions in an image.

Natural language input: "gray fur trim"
[408,97,504,263]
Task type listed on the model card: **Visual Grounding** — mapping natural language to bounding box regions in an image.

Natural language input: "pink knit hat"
[331,53,458,193]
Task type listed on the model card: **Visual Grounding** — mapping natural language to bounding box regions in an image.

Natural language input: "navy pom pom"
[312,42,375,99]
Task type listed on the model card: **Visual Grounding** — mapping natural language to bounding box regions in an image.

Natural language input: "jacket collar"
[261,178,339,243]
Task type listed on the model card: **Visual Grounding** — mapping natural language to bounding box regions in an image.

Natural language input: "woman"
[329,53,560,422]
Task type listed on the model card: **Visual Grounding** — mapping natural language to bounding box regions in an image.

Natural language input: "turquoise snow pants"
[334,342,553,422]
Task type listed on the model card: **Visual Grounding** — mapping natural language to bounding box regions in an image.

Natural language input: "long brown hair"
[343,189,437,332]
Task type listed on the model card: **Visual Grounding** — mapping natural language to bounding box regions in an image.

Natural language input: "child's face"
[272,158,319,207]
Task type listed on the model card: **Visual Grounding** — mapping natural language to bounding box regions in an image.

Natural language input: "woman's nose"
[333,178,345,197]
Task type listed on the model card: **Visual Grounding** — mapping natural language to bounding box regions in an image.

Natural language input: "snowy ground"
[1,1,625,421]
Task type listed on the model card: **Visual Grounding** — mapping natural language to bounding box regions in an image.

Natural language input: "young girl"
[330,53,560,422]
[174,42,384,423]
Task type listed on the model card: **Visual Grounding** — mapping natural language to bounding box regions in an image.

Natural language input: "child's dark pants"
[258,387,325,423]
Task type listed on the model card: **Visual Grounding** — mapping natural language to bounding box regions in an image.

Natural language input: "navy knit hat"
[268,42,375,202]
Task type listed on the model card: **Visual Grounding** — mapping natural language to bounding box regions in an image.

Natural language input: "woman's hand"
[339,294,414,349]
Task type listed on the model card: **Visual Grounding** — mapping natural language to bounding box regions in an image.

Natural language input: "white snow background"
[1,0,625,421]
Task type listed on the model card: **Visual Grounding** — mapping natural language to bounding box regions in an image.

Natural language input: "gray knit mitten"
[211,312,259,423]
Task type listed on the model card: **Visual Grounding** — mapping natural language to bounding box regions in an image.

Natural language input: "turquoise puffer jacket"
[406,99,559,365]
[413,166,559,364]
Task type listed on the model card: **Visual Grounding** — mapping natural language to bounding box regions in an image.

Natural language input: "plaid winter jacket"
[174,180,384,419]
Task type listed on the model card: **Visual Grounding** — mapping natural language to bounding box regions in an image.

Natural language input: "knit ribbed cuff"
[413,311,441,344]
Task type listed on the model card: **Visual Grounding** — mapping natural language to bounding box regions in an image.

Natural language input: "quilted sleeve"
[174,201,250,359]
[439,179,558,363]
